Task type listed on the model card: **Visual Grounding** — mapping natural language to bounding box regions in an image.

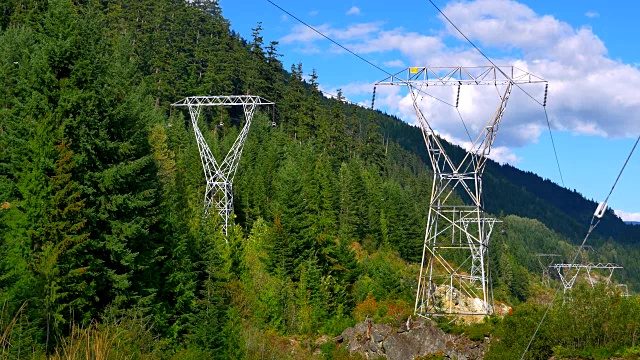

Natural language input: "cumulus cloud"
[281,22,382,44]
[438,0,640,140]
[347,29,444,60]
[615,210,640,222]
[585,11,599,18]
[383,59,405,68]
[438,131,522,164]
[280,0,640,152]
[346,6,361,16]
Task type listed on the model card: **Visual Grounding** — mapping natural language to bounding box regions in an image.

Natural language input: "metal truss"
[616,284,630,297]
[376,66,546,87]
[574,244,594,263]
[376,65,546,318]
[172,96,274,236]
[535,254,560,287]
[550,263,623,293]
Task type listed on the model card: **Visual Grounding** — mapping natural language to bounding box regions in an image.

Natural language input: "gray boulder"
[336,317,486,360]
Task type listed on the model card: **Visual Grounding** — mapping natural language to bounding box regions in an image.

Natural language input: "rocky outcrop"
[334,317,485,359]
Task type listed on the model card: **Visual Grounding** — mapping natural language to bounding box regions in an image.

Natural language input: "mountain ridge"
[370,110,639,245]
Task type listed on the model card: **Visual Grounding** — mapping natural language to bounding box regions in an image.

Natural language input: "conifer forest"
[2,1,640,359]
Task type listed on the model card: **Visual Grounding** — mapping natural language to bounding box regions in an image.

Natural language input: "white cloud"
[346,6,361,16]
[347,29,443,60]
[281,0,640,150]
[383,59,405,68]
[281,24,327,44]
[585,11,599,18]
[309,10,319,16]
[615,210,640,222]
[488,146,522,164]
[439,132,522,164]
[281,22,382,44]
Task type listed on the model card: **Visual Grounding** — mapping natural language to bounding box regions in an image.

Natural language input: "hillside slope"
[374,112,639,245]
[0,1,639,358]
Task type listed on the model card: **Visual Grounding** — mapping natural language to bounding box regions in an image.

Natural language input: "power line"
[604,133,640,204]
[267,0,388,75]
[426,0,565,188]
[425,2,638,354]
[456,108,473,144]
[426,0,542,107]
[421,0,640,357]
[266,0,455,109]
[543,107,565,187]
[520,134,640,359]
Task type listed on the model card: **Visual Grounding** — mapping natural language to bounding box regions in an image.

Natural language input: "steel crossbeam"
[172,96,274,236]
[376,65,546,318]
[376,66,547,87]
[550,263,623,292]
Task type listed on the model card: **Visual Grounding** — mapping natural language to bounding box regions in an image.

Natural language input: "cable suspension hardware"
[426,0,565,188]
[371,85,377,110]
[521,134,639,358]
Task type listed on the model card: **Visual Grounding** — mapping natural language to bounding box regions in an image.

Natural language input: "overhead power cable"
[427,0,541,107]
[422,0,639,356]
[604,133,640,204]
[426,0,565,187]
[266,0,455,108]
[520,132,639,358]
[456,108,473,144]
[543,107,565,187]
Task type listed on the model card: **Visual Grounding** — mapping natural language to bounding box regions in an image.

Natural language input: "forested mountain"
[374,112,640,245]
[1,0,639,358]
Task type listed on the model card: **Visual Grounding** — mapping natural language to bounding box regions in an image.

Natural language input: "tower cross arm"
[550,263,623,270]
[375,66,547,87]
[170,94,274,236]
[171,95,275,107]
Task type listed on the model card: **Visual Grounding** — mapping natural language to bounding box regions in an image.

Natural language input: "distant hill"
[627,221,640,226]
[373,111,640,245]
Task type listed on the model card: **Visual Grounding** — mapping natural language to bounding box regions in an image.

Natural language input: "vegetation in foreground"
[1,0,640,358]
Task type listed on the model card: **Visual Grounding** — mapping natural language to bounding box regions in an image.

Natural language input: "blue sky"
[219,0,640,221]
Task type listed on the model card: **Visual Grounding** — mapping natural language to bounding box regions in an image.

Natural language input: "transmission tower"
[535,254,560,287]
[375,66,546,317]
[574,244,594,263]
[171,96,274,236]
[550,263,622,293]
[616,284,630,297]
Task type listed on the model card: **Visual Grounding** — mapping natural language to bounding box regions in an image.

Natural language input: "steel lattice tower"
[551,263,622,293]
[535,254,560,286]
[376,66,546,317]
[172,96,274,236]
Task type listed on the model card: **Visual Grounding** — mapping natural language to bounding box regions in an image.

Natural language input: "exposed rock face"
[335,317,485,359]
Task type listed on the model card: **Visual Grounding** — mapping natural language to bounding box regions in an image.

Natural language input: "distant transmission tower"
[376,66,546,317]
[616,283,630,297]
[171,96,274,236]
[550,263,622,293]
[535,254,560,286]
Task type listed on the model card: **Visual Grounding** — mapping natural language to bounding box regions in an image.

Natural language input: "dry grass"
[0,303,160,360]
[0,301,27,355]
[51,322,129,360]
[50,314,160,360]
